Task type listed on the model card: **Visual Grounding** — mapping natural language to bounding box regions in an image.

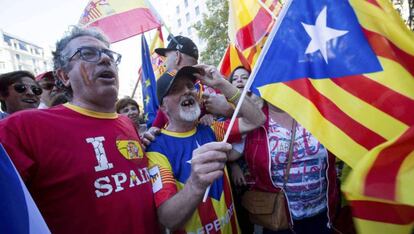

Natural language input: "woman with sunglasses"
[0,70,42,119]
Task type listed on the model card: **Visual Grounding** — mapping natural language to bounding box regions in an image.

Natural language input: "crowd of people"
[0,26,354,234]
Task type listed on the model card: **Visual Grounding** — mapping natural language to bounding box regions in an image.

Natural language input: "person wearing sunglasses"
[0,26,160,233]
[0,70,41,119]
[35,71,59,109]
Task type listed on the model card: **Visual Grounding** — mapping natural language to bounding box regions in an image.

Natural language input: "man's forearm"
[157,178,204,230]
[215,80,265,130]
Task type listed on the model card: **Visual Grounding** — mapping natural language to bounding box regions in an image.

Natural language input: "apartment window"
[18,42,27,51]
[195,6,200,16]
[186,13,190,22]
[15,54,20,60]
[176,6,180,14]
[184,0,188,7]
[178,19,182,27]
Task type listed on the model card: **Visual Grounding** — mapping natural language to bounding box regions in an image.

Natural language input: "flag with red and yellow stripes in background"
[78,0,161,43]
[218,43,251,78]
[149,27,166,80]
[248,0,414,232]
[227,0,283,68]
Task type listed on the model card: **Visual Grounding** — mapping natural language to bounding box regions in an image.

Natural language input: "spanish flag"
[79,0,161,43]
[149,27,165,80]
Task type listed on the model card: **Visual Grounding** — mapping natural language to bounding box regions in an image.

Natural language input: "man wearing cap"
[144,36,235,144]
[146,65,266,233]
[0,26,161,233]
[35,71,59,109]
[148,36,199,131]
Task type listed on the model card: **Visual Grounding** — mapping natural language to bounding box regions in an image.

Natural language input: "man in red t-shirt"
[0,26,160,233]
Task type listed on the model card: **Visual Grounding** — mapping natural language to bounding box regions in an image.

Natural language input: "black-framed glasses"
[13,83,43,96]
[68,46,122,65]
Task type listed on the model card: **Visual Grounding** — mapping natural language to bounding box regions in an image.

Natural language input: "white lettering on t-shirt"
[112,173,127,192]
[94,176,113,198]
[86,136,114,172]
[94,168,151,198]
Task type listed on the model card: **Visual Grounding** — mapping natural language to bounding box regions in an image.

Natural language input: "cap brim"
[154,48,176,57]
[174,66,201,82]
[35,71,54,81]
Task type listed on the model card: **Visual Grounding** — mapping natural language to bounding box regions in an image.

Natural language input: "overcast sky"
[0,0,166,97]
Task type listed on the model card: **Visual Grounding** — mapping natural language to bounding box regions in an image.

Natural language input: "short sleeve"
[0,117,36,182]
[147,151,178,207]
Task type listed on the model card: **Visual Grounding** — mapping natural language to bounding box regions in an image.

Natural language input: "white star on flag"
[301,6,348,63]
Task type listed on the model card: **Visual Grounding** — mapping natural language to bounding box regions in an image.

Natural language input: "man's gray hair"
[52,26,110,70]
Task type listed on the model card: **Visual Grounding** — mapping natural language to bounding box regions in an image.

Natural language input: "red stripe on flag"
[222,173,238,233]
[286,79,386,150]
[362,29,414,77]
[351,200,414,224]
[365,0,382,9]
[220,47,232,77]
[88,8,161,43]
[246,47,257,65]
[364,126,414,201]
[268,0,278,12]
[333,75,414,126]
[235,8,273,50]
[197,196,221,233]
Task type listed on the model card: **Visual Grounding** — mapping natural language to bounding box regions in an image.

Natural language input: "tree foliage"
[194,0,229,66]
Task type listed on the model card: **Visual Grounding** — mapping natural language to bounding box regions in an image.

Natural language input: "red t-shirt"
[0,104,160,234]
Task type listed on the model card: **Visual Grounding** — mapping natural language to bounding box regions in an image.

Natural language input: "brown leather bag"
[241,120,297,231]
[241,190,289,231]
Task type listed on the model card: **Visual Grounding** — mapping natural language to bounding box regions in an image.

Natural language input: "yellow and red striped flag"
[248,0,414,232]
[343,125,414,233]
[228,0,273,51]
[78,0,161,43]
[149,27,165,80]
[218,43,251,78]
[228,0,284,67]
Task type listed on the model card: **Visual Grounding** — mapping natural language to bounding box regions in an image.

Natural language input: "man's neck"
[71,98,116,113]
[165,119,197,133]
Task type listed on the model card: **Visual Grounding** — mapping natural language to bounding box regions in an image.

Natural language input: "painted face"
[3,76,41,113]
[162,77,200,123]
[62,36,119,107]
[119,104,140,123]
[231,68,250,90]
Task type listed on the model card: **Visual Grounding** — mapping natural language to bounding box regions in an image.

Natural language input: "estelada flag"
[249,0,414,231]
[79,0,162,43]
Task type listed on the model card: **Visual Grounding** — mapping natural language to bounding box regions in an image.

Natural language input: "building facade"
[159,0,208,50]
[0,30,53,75]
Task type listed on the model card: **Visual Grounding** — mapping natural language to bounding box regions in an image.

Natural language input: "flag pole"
[221,0,293,142]
[204,0,294,204]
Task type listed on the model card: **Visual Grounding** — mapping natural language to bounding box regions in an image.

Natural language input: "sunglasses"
[40,82,55,91]
[13,83,43,96]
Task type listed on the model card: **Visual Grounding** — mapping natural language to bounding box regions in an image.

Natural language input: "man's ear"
[175,51,182,66]
[56,68,70,87]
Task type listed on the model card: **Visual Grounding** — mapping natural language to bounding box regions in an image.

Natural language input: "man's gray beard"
[179,102,201,122]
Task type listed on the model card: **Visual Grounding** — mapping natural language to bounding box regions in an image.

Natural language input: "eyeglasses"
[68,46,122,65]
[13,83,43,96]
